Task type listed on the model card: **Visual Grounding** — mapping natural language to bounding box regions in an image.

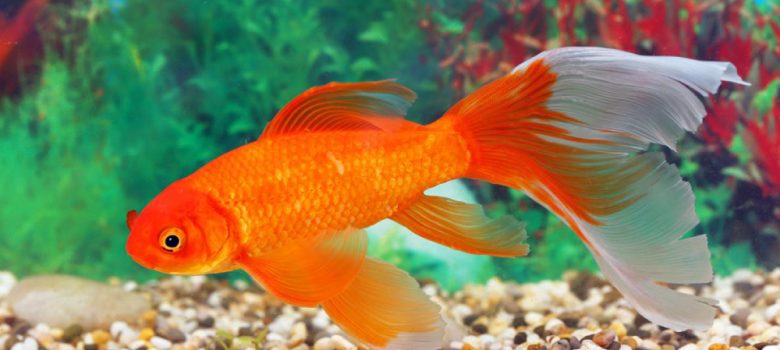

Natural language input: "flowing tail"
[433,47,747,331]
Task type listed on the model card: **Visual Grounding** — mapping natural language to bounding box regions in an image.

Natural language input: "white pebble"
[207,292,222,307]
[269,314,296,335]
[188,275,206,289]
[331,334,357,350]
[110,321,130,338]
[0,272,16,296]
[544,318,564,333]
[766,302,780,320]
[233,279,249,290]
[150,336,172,350]
[122,281,138,292]
[479,334,496,346]
[422,284,438,297]
[762,346,780,350]
[463,335,481,348]
[10,338,38,350]
[524,312,543,326]
[313,337,335,350]
[678,344,698,350]
[118,329,139,346]
[265,332,285,344]
[311,312,331,330]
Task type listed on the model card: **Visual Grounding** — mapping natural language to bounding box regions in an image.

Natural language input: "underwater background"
[0,0,778,291]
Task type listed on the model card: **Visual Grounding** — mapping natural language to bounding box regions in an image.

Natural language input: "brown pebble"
[514,332,528,345]
[730,335,745,347]
[11,321,31,336]
[551,339,571,350]
[61,324,84,343]
[593,330,616,348]
[84,344,99,350]
[158,326,186,343]
[567,336,581,350]
[659,330,676,345]
[708,343,728,350]
[661,345,675,350]
[238,326,254,337]
[463,314,479,326]
[730,308,751,328]
[462,344,478,350]
[533,325,546,338]
[1,316,16,326]
[562,318,579,328]
[754,342,769,350]
[472,323,488,335]
[512,315,526,328]
[608,341,622,350]
[197,316,215,328]
[741,346,759,350]
[528,344,547,350]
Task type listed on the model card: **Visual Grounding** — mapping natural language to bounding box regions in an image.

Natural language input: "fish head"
[126,181,237,275]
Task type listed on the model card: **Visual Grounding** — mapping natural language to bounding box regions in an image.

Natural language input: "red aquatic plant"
[0,0,48,94]
[744,102,780,199]
[598,0,635,51]
[702,96,740,147]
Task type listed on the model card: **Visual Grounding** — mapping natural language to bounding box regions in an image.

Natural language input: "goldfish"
[127,47,747,349]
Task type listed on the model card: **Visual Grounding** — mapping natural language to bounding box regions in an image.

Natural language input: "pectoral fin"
[237,229,367,307]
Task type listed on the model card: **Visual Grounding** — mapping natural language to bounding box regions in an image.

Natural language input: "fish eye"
[159,228,185,253]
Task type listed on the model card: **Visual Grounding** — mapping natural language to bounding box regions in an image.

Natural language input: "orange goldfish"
[127,47,747,349]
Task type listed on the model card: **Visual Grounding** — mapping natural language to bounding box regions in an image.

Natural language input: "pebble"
[608,322,627,338]
[138,328,154,341]
[593,330,616,348]
[6,276,150,330]
[0,269,778,350]
[90,330,110,345]
[514,332,528,345]
[551,339,571,350]
[155,324,186,343]
[10,338,37,350]
[149,336,172,350]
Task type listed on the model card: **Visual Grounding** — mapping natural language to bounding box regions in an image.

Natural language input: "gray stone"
[6,275,151,330]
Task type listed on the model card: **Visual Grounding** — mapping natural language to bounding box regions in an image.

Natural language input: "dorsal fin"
[261,80,417,138]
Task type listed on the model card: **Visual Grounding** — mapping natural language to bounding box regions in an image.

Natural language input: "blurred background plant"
[0,0,777,286]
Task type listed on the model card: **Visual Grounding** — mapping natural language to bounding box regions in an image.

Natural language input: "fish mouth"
[125,237,160,271]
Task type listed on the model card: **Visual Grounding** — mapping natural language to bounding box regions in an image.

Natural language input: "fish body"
[187,129,468,253]
[127,47,748,349]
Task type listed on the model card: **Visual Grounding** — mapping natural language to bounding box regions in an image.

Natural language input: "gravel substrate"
[1,268,779,350]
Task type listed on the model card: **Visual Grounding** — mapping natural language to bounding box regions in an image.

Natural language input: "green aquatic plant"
[0,0,432,280]
[211,328,268,350]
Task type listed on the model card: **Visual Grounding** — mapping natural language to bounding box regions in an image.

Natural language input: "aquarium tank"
[0,0,779,350]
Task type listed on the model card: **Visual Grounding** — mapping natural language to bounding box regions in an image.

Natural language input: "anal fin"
[322,258,444,350]
[391,195,529,257]
[237,229,367,307]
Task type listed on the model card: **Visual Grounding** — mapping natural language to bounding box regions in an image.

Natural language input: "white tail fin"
[434,47,747,331]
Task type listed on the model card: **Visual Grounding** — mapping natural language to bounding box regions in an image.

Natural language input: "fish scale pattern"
[187,129,470,254]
